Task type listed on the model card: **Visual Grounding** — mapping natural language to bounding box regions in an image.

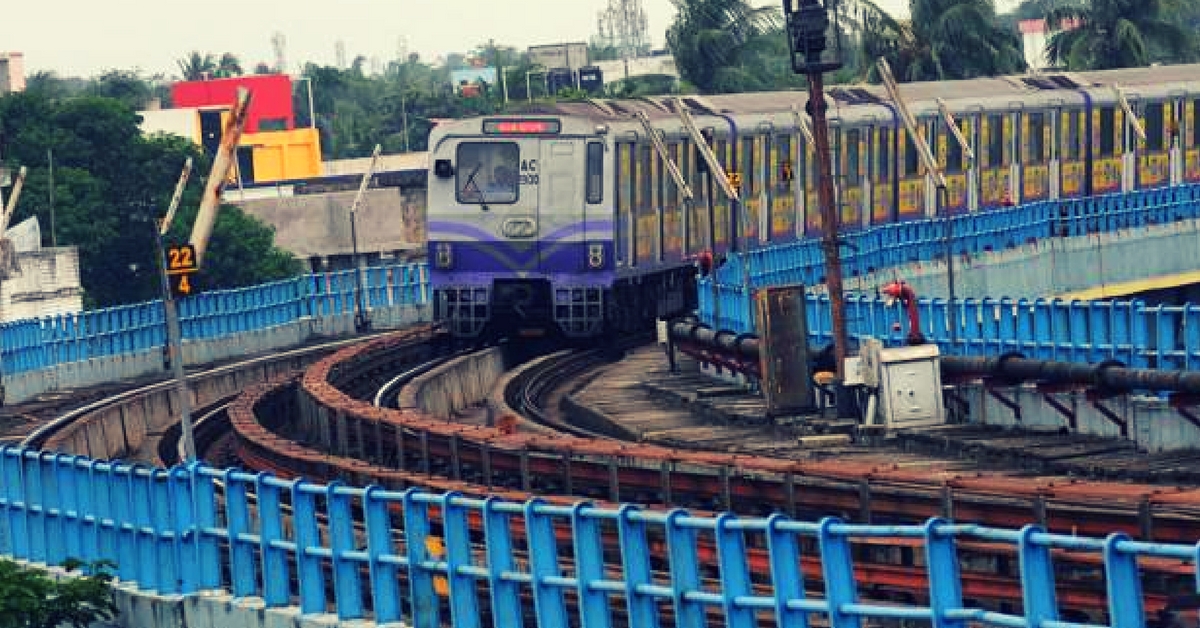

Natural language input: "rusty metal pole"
[806,73,848,379]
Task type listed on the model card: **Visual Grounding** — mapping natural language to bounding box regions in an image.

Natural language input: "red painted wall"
[171,74,295,133]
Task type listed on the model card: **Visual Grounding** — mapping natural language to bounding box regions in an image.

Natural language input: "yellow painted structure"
[240,127,322,183]
[1054,269,1200,301]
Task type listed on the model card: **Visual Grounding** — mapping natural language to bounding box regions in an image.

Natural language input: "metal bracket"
[983,379,1022,422]
[1085,390,1129,439]
[1168,393,1200,430]
[1036,384,1078,431]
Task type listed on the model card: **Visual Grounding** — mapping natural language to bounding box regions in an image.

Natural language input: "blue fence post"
[189,463,221,590]
[113,463,137,583]
[60,455,84,561]
[924,518,964,628]
[817,517,860,628]
[441,492,480,628]
[41,452,65,567]
[766,514,807,628]
[0,447,20,557]
[131,464,157,589]
[256,473,289,607]
[483,496,522,628]
[618,505,660,628]
[1103,533,1145,628]
[91,459,116,568]
[24,450,46,564]
[169,465,194,594]
[715,514,755,628]
[571,502,611,628]
[1017,525,1059,625]
[665,509,703,628]
[525,498,569,628]
[222,469,257,598]
[291,479,325,615]
[402,490,439,628]
[148,468,178,594]
[363,486,401,625]
[327,482,365,620]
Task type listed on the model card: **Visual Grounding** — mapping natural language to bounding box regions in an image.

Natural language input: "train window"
[878,128,891,182]
[776,135,793,190]
[1099,107,1116,156]
[904,130,920,177]
[846,129,861,185]
[638,145,652,212]
[1066,111,1081,160]
[455,142,519,204]
[945,121,963,174]
[586,142,604,204]
[666,143,679,207]
[742,137,756,193]
[1028,112,1046,163]
[987,114,1004,167]
[1144,103,1164,151]
[1194,100,1200,146]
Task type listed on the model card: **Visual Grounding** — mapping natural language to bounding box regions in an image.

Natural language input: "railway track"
[221,334,1200,616]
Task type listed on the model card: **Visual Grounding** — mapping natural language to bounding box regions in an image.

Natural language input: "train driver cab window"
[586,142,604,203]
[456,142,519,204]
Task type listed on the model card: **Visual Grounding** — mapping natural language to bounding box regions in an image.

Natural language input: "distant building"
[0,217,82,323]
[139,74,322,185]
[592,54,678,86]
[0,52,25,95]
[527,43,589,72]
[1020,19,1081,71]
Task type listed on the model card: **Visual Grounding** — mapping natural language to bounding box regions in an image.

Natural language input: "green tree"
[176,51,216,80]
[89,70,154,111]
[0,89,302,306]
[0,559,117,628]
[666,0,802,93]
[855,0,1025,82]
[215,52,244,78]
[1045,0,1196,69]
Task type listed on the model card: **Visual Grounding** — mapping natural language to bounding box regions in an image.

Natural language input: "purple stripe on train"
[428,240,615,276]
[427,220,614,241]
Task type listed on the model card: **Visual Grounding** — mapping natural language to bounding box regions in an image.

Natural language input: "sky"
[10,0,1019,79]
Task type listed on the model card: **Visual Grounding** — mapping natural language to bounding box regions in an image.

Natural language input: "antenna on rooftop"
[272,32,287,73]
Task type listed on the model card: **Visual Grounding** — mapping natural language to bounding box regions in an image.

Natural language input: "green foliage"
[0,558,117,628]
[855,0,1026,82]
[0,89,303,307]
[666,0,805,93]
[1045,0,1197,70]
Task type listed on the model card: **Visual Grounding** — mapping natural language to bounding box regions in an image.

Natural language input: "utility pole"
[47,149,55,247]
[189,87,252,266]
[156,159,194,460]
[349,144,382,333]
[783,0,850,385]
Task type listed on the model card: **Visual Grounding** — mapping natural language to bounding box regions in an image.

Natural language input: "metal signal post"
[783,0,849,385]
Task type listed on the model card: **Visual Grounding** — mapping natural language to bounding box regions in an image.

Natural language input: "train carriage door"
[538,140,585,272]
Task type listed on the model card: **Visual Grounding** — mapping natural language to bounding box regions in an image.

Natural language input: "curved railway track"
[221,334,1200,616]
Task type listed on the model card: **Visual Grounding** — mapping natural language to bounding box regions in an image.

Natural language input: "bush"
[0,558,117,628]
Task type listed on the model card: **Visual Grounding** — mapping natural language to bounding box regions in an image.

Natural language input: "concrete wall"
[233,186,426,260]
[845,217,1200,301]
[401,348,505,418]
[955,382,1200,453]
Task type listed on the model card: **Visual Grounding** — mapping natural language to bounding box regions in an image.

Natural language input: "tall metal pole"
[806,73,848,379]
[189,87,252,266]
[350,144,382,333]
[159,159,198,461]
[47,150,55,247]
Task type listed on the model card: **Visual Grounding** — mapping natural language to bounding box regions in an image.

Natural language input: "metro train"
[426,63,1200,341]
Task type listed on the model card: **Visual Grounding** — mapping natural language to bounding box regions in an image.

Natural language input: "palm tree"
[1045,0,1196,70]
[176,51,216,81]
[215,53,243,78]
[852,0,1025,82]
[666,0,790,93]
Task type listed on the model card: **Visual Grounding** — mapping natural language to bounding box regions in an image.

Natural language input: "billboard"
[527,43,589,71]
[451,67,498,89]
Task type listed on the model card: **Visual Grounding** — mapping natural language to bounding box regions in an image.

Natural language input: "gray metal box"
[877,344,945,429]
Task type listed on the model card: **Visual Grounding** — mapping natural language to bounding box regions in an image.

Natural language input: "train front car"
[427,115,612,341]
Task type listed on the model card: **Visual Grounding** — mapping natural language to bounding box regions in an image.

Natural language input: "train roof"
[530,62,1200,121]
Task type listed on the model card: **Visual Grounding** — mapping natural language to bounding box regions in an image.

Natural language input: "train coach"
[426,63,1200,341]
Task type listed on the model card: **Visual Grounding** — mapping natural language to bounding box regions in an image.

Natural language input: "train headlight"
[435,243,453,269]
[587,243,605,269]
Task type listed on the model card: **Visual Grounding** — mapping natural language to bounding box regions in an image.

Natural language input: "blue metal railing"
[700,183,1200,367]
[0,446,1194,627]
[0,262,429,376]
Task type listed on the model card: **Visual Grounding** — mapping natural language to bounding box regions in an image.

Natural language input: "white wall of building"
[0,52,25,94]
[593,55,679,84]
[0,219,82,323]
